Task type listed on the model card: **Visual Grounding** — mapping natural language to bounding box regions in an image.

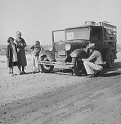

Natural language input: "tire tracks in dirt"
[0,73,121,124]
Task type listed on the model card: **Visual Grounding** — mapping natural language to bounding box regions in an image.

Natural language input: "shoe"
[20,72,23,75]
[37,70,41,73]
[9,72,15,76]
[12,73,15,76]
[22,71,26,74]
[20,71,26,75]
[95,71,103,77]
[86,74,95,78]
[32,71,35,74]
[9,72,12,74]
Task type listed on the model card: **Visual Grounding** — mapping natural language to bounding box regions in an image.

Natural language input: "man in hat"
[82,43,103,78]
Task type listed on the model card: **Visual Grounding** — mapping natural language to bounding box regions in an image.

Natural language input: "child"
[30,41,43,73]
[6,37,18,76]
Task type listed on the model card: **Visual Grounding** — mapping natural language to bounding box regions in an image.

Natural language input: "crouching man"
[82,43,103,78]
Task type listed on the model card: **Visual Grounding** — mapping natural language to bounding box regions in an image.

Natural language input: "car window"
[91,28,102,40]
[54,31,65,42]
[66,28,90,41]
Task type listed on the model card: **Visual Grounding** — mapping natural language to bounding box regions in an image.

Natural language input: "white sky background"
[0,0,121,45]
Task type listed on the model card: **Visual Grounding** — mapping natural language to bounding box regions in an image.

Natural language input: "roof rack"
[99,21,117,31]
[85,21,117,31]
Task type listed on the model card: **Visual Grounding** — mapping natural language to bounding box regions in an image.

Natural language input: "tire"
[106,51,115,68]
[72,52,88,76]
[40,55,54,73]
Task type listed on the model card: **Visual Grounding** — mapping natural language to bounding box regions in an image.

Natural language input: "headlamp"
[65,44,71,51]
[49,46,53,51]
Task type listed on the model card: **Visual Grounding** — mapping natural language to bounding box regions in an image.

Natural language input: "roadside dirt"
[0,52,121,124]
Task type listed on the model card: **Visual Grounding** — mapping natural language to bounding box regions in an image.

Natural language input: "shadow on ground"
[53,62,121,77]
[100,62,121,77]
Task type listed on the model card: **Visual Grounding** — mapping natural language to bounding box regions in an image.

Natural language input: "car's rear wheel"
[72,52,88,76]
[40,55,54,73]
[106,51,115,68]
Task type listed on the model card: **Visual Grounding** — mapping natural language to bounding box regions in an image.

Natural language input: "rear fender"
[103,47,116,61]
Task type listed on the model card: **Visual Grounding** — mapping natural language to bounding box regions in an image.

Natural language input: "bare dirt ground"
[0,53,121,124]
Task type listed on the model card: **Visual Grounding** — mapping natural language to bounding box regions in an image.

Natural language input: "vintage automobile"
[39,21,117,76]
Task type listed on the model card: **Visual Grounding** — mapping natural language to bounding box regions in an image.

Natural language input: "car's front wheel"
[72,52,88,76]
[40,55,54,73]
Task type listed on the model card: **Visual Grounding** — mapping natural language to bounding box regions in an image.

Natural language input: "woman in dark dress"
[6,37,18,76]
[14,31,27,74]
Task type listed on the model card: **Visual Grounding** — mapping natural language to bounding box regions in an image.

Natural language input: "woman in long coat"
[14,31,27,74]
[6,37,18,75]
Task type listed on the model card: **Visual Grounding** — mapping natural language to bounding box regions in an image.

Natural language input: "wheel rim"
[75,58,84,73]
[43,58,52,70]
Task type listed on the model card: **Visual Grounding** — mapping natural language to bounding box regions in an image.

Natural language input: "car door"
[90,27,103,53]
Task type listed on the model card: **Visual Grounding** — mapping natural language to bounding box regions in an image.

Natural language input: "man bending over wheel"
[82,43,103,78]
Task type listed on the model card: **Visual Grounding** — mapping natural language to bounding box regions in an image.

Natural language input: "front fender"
[70,49,87,58]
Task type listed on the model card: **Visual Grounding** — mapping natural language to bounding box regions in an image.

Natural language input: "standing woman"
[6,37,18,76]
[14,31,27,74]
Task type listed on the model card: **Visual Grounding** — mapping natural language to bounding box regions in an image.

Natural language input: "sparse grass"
[0,45,52,56]
[0,44,121,56]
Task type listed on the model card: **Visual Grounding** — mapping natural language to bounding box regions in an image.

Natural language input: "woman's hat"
[87,43,95,49]
[16,31,21,35]
[7,37,14,43]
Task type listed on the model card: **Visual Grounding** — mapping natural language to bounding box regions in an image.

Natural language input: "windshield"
[53,31,65,42]
[66,28,90,41]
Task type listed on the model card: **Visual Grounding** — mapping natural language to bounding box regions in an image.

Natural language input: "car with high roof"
[39,21,117,76]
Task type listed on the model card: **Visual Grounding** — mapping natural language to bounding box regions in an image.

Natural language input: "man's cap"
[35,41,41,45]
[87,43,95,49]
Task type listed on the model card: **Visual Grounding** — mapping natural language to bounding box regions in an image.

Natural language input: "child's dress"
[6,43,18,67]
[12,44,18,62]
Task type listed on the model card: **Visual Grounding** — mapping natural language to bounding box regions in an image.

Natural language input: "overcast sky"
[0,0,121,45]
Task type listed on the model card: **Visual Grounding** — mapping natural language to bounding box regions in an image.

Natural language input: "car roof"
[65,24,103,30]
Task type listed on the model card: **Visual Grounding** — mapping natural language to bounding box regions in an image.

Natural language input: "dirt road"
[0,53,121,124]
